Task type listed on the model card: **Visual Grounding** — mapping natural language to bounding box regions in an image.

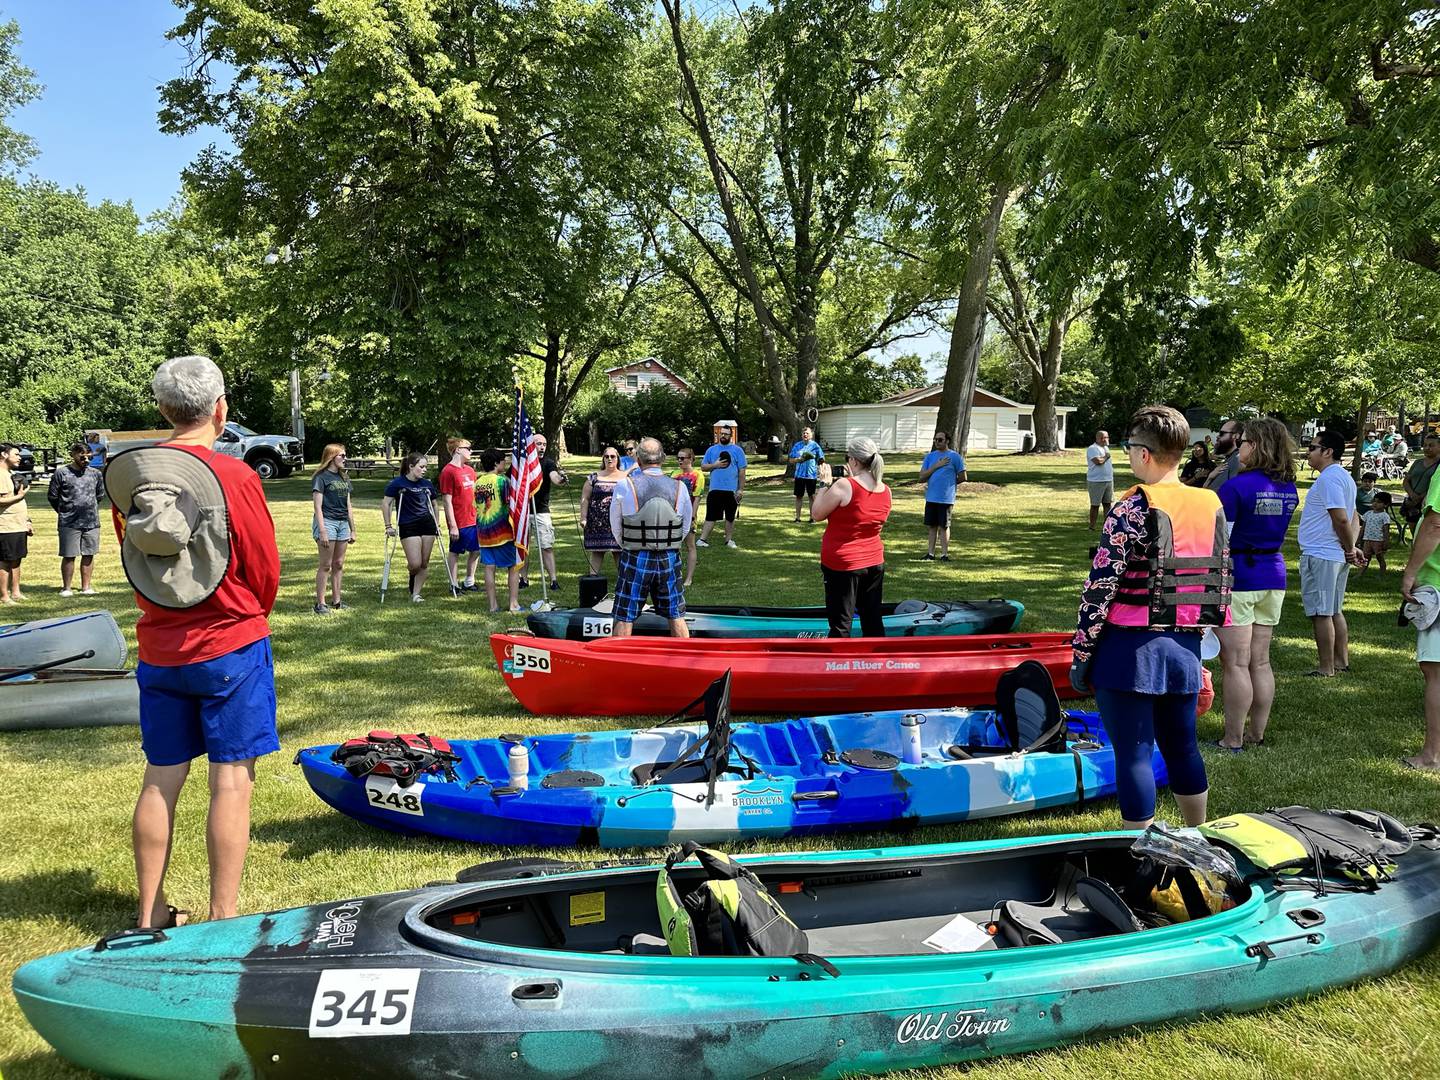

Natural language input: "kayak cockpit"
[411,836,1254,962]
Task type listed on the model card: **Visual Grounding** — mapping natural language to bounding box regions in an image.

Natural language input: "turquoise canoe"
[527,598,1024,640]
[15,821,1440,1078]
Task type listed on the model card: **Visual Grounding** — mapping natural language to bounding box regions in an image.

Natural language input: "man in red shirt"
[105,355,280,929]
[439,436,480,593]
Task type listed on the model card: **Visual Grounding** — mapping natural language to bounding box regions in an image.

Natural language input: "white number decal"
[308,969,420,1038]
[512,644,552,675]
[364,776,425,817]
[582,617,614,638]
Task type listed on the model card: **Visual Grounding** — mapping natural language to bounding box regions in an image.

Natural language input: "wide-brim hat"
[104,446,231,610]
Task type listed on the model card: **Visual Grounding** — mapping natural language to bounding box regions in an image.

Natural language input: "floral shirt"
[1072,490,1226,664]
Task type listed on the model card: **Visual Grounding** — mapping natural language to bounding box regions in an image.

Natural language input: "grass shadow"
[0,869,135,939]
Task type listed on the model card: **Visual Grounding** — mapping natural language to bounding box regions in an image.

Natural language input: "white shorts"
[1418,623,1440,664]
[532,512,555,549]
[1299,554,1350,617]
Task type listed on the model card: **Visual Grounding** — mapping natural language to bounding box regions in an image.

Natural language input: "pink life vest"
[1105,482,1232,628]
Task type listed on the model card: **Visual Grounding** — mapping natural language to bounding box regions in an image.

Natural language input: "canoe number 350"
[895,1009,1011,1044]
[308,969,421,1038]
[505,644,552,678]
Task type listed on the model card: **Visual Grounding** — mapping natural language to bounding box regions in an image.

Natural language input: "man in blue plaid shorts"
[609,436,693,638]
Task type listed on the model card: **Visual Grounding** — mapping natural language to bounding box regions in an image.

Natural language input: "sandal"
[137,905,190,930]
[1303,670,1335,677]
[1211,740,1245,753]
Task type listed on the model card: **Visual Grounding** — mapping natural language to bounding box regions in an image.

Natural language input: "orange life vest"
[1106,483,1231,628]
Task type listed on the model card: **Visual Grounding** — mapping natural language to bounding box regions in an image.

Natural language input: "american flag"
[509,386,544,559]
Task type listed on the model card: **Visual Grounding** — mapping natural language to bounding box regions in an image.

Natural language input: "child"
[1356,471,1378,513]
[1360,490,1393,572]
[473,448,520,612]
[673,447,705,588]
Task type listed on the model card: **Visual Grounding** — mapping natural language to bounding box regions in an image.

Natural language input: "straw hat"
[104,446,231,609]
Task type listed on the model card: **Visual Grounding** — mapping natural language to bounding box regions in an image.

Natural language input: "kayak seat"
[892,599,926,615]
[948,660,1067,759]
[993,864,1144,948]
[541,770,605,789]
[619,932,670,955]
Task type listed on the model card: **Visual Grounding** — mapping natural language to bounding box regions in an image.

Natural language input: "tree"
[162,0,650,444]
[0,19,39,173]
[653,0,940,444]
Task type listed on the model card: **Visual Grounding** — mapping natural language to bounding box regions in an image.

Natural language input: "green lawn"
[2,450,1437,1079]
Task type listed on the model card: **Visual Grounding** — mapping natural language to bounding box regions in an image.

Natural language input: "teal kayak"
[527,598,1025,640]
[15,817,1440,1078]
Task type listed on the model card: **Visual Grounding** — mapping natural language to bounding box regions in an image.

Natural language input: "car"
[211,422,304,480]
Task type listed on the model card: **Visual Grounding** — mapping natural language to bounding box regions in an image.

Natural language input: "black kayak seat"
[892,599,927,615]
[947,659,1067,759]
[993,867,1143,948]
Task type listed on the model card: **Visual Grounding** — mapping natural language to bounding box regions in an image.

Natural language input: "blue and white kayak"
[296,709,1165,848]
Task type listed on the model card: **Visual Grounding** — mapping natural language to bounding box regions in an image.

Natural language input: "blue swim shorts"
[138,637,280,766]
[480,543,519,567]
[450,525,480,554]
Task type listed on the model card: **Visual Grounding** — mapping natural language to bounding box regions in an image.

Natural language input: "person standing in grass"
[0,443,31,604]
[1359,492,1393,574]
[918,430,966,560]
[1296,429,1364,677]
[519,434,565,592]
[474,447,520,613]
[1070,405,1227,830]
[788,425,825,522]
[674,447,704,588]
[1214,418,1299,751]
[609,437,691,638]
[311,443,355,614]
[1400,465,1440,772]
[48,441,105,597]
[440,437,480,593]
[1085,430,1113,529]
[698,420,746,549]
[580,447,626,576]
[813,436,892,637]
[383,452,441,602]
[105,355,280,929]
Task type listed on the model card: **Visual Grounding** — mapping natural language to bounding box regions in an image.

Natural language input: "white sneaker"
[696,539,710,548]
[80,588,97,595]
[726,540,738,549]
[411,594,424,603]
[58,589,74,598]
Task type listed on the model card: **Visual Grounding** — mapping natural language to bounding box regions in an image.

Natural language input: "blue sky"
[5,0,225,217]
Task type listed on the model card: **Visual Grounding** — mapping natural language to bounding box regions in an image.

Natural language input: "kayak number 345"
[308,969,420,1038]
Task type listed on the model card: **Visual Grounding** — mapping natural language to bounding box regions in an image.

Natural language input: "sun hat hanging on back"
[104,446,231,610]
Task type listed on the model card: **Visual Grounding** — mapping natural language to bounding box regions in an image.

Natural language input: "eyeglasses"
[1120,441,1153,452]
[1238,438,1253,445]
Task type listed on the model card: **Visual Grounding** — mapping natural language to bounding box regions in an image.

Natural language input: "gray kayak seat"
[892,599,927,615]
[948,659,1069,759]
[992,863,1144,948]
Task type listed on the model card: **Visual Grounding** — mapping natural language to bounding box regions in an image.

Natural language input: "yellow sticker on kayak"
[570,891,605,926]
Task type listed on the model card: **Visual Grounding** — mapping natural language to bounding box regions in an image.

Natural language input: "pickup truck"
[104,423,304,480]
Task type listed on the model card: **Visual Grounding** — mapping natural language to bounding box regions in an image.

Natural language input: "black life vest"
[328,730,459,787]
[1199,806,1415,887]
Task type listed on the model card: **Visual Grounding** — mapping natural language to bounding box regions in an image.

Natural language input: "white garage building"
[817,384,1074,452]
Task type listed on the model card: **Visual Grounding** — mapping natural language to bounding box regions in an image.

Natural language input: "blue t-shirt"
[922,450,967,504]
[1218,470,1299,591]
[618,455,639,475]
[703,443,747,492]
[384,475,440,526]
[790,440,824,480]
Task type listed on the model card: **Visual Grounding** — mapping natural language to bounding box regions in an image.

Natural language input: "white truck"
[102,422,304,480]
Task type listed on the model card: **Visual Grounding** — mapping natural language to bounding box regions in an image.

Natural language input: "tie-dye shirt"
[473,472,514,548]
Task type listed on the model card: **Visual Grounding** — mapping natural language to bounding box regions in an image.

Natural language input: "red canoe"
[489,632,1080,717]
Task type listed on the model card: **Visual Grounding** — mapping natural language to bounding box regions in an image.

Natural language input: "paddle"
[0,650,97,683]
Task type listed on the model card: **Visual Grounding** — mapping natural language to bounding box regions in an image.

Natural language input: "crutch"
[380,491,402,604]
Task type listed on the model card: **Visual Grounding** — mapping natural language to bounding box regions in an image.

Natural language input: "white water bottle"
[901,714,924,765]
[507,743,530,790]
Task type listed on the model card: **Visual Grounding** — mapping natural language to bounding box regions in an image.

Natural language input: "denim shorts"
[313,518,352,542]
[138,637,279,765]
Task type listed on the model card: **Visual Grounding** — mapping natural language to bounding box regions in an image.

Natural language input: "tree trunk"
[1031,314,1066,452]
[938,182,1009,450]
[541,328,564,447]
[1352,394,1369,479]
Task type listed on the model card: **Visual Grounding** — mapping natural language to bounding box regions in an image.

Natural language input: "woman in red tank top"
[811,436,893,637]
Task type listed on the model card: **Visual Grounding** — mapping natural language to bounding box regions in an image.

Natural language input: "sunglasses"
[1238,438,1253,445]
[1120,441,1153,452]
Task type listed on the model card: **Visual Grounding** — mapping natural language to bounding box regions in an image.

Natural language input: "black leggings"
[822,563,885,638]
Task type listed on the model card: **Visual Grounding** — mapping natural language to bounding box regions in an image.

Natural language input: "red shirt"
[113,443,280,666]
[439,462,478,528]
[820,482,892,571]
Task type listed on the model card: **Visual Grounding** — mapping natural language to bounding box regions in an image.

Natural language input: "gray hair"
[847,436,884,484]
[637,436,665,466]
[153,355,226,427]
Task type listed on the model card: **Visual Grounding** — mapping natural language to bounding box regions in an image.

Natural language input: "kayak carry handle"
[987,641,1032,650]
[1245,932,1323,960]
[0,649,96,683]
[512,980,561,1002]
[792,790,839,802]
[94,927,168,952]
